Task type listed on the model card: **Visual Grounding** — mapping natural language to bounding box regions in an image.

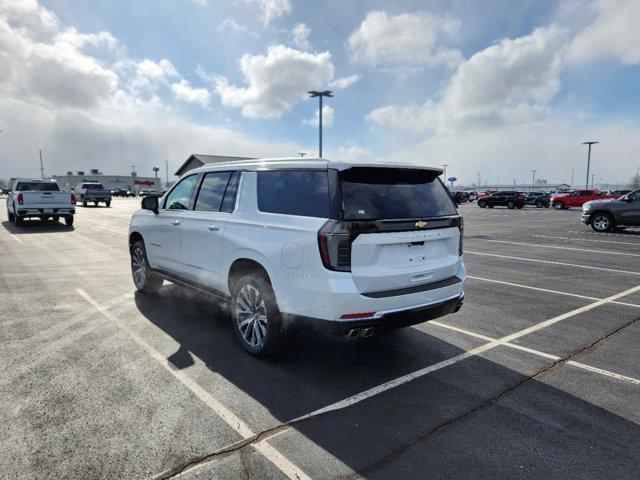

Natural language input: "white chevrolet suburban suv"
[129,158,466,356]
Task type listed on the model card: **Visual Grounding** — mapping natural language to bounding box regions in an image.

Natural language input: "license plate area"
[407,241,427,264]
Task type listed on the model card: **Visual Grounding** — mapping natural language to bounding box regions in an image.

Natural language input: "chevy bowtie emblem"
[415,220,427,228]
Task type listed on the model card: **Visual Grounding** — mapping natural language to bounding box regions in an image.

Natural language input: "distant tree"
[0,178,8,189]
[631,173,640,189]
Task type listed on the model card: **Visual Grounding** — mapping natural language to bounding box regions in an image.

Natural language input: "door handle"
[208,224,220,231]
[171,219,180,226]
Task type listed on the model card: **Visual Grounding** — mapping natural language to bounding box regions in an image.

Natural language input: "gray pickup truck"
[581,189,640,232]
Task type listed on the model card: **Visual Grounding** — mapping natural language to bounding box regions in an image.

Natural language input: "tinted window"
[340,167,457,220]
[164,175,197,210]
[257,170,329,218]
[84,184,105,190]
[194,172,231,212]
[16,182,60,191]
[221,171,240,213]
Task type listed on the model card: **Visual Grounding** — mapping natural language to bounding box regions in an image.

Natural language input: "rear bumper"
[17,208,75,217]
[284,293,464,335]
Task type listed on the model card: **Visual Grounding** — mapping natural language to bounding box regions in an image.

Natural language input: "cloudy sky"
[0,0,639,186]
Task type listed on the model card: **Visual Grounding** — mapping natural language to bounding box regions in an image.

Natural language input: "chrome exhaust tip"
[362,327,375,338]
[346,328,361,338]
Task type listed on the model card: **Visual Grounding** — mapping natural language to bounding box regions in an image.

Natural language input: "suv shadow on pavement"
[133,284,640,479]
[1,219,74,234]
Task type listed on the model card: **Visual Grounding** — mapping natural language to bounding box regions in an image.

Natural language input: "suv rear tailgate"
[351,226,460,294]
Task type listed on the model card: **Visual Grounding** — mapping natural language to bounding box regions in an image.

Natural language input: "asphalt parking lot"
[1,198,639,479]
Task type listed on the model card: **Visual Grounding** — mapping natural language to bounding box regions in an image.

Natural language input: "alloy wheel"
[235,284,268,348]
[592,215,610,231]
[131,246,146,288]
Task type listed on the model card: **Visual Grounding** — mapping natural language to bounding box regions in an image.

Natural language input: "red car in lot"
[550,189,617,210]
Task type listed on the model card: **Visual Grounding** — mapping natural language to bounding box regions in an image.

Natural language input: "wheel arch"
[588,210,615,225]
[129,231,144,251]
[227,256,273,298]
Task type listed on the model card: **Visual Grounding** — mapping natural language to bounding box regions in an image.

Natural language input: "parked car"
[6,178,75,226]
[139,189,160,197]
[453,191,468,204]
[465,191,477,202]
[476,190,497,199]
[111,188,136,197]
[525,192,550,208]
[581,189,640,232]
[74,182,111,207]
[477,191,525,209]
[610,189,632,197]
[129,158,466,356]
[550,189,617,210]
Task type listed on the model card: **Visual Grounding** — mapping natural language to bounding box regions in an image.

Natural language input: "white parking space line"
[292,284,640,422]
[483,239,640,257]
[429,321,640,386]
[466,275,640,309]
[76,288,312,480]
[532,234,640,246]
[466,251,640,275]
[568,229,640,238]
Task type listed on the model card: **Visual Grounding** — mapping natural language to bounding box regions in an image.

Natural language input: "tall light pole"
[308,90,333,157]
[582,141,599,189]
[442,164,449,181]
[165,160,169,188]
[531,169,537,192]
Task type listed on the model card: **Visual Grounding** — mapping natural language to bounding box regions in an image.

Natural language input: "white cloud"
[292,23,310,50]
[348,10,462,70]
[238,0,291,26]
[218,18,255,37]
[328,144,377,163]
[368,26,567,134]
[568,0,640,65]
[171,79,211,106]
[0,0,304,179]
[329,74,361,90]
[303,105,333,126]
[214,45,334,119]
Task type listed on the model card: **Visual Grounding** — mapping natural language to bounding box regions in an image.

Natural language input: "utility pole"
[165,160,169,188]
[532,169,537,192]
[442,164,449,180]
[307,90,333,157]
[477,172,480,188]
[570,168,574,187]
[39,149,44,179]
[591,174,595,189]
[582,141,599,189]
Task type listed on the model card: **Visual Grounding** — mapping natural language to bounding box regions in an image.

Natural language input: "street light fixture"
[582,141,599,189]
[308,90,333,157]
[531,169,537,192]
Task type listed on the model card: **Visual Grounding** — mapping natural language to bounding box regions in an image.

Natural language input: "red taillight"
[340,312,376,320]
[17,193,23,205]
[71,193,76,204]
[317,220,352,272]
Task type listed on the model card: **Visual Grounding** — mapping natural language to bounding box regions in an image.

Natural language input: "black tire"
[82,199,87,207]
[516,204,524,209]
[106,201,111,208]
[553,201,564,210]
[536,201,543,208]
[15,215,24,226]
[64,215,74,227]
[231,272,288,357]
[131,240,163,294]
[507,201,515,209]
[8,210,14,222]
[591,213,613,232]
[478,201,486,208]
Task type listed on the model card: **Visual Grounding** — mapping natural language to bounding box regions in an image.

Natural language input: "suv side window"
[221,171,240,213]
[257,170,329,218]
[163,175,197,210]
[194,171,232,212]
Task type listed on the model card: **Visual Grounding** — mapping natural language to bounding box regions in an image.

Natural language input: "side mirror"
[141,195,159,214]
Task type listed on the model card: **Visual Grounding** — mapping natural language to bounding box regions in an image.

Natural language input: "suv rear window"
[257,170,329,218]
[340,167,457,220]
[16,182,60,191]
[84,184,105,190]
